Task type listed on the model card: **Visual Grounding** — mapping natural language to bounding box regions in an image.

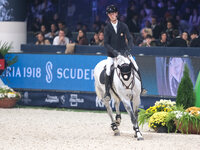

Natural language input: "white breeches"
[128,55,139,71]
[106,57,114,76]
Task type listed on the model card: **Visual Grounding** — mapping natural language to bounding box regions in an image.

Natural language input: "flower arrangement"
[0,85,21,99]
[186,107,200,116]
[149,112,168,130]
[166,107,200,134]
[139,99,176,128]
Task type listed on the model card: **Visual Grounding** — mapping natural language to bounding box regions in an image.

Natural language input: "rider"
[104,4,145,100]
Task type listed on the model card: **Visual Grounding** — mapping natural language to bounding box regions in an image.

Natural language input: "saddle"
[99,64,115,85]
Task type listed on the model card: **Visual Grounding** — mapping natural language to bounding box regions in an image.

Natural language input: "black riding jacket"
[104,21,133,58]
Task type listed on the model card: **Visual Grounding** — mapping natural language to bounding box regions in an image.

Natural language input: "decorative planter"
[0,98,17,108]
[175,121,200,134]
[155,126,168,133]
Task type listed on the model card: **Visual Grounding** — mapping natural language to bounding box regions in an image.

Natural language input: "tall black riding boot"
[104,74,111,100]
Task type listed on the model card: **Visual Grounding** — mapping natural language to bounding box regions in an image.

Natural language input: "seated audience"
[168,30,187,47]
[165,21,174,40]
[156,32,168,46]
[53,30,70,45]
[181,31,190,46]
[98,31,104,46]
[40,25,47,35]
[58,21,72,38]
[139,34,156,47]
[45,23,58,39]
[90,32,99,45]
[35,33,51,45]
[190,30,200,47]
[137,28,153,46]
[76,29,88,45]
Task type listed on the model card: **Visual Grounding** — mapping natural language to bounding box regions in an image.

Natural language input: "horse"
[94,54,144,140]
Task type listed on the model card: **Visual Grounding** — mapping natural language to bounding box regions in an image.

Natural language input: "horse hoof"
[114,130,120,136]
[137,137,144,141]
[114,132,120,136]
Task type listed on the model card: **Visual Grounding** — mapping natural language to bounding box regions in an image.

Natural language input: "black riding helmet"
[106,5,118,14]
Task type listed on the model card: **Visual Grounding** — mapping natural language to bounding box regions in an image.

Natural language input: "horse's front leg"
[113,96,121,126]
[121,99,143,140]
[103,98,120,136]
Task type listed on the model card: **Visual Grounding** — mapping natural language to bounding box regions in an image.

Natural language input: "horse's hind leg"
[103,98,120,136]
[121,99,143,140]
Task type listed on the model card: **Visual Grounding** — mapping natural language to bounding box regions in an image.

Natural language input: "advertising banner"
[17,90,168,110]
[2,54,105,92]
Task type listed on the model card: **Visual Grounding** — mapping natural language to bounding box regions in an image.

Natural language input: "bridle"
[115,56,135,90]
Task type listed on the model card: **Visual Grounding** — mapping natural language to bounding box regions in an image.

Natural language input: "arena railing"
[20,44,200,57]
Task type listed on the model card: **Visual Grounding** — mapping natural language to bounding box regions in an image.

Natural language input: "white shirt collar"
[111,20,118,34]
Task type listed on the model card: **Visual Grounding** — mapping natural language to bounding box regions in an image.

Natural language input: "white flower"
[7,92,16,98]
[0,93,5,98]
[1,85,10,90]
[155,99,176,107]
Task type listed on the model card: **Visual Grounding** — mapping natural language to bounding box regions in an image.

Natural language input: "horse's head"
[116,55,132,81]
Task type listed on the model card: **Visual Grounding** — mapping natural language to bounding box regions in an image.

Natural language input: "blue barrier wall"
[2,54,160,95]
[2,54,105,92]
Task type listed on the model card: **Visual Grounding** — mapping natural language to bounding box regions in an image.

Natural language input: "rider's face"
[108,12,118,22]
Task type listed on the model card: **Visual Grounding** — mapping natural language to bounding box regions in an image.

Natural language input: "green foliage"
[176,64,195,109]
[0,41,18,67]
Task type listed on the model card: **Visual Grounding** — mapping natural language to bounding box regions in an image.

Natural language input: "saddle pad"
[99,65,114,85]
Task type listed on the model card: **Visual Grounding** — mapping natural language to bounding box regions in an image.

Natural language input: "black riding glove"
[124,50,131,57]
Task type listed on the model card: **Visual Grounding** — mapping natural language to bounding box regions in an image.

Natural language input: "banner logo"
[46,61,53,83]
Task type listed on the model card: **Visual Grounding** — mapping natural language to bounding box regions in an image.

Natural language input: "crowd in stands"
[30,0,200,47]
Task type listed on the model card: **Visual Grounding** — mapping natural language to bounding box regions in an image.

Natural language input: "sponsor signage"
[2,54,106,92]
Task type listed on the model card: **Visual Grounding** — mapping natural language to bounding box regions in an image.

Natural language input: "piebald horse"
[94,55,143,140]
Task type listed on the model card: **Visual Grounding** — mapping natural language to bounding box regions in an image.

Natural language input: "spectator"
[98,31,104,46]
[137,28,152,46]
[156,32,168,46]
[57,21,72,38]
[190,30,200,47]
[77,29,88,45]
[90,32,99,45]
[151,16,161,39]
[139,34,156,47]
[165,21,174,40]
[40,25,47,35]
[181,31,190,46]
[53,30,70,45]
[35,32,51,45]
[45,23,58,39]
[127,13,140,34]
[168,29,187,47]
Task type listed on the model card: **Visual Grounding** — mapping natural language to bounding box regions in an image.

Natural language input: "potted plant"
[167,107,200,134]
[0,42,20,107]
[0,85,21,108]
[139,99,176,132]
[148,112,169,133]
